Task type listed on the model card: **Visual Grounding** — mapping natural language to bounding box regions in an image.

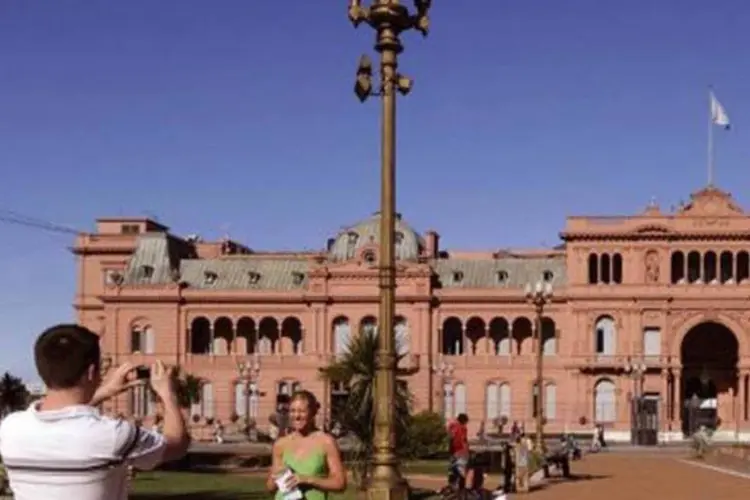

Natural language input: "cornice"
[562,231,750,242]
[70,246,136,256]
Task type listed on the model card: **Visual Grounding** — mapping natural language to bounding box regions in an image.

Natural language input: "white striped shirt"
[0,402,166,500]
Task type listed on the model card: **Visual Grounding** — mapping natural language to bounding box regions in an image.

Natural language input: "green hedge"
[401,411,449,460]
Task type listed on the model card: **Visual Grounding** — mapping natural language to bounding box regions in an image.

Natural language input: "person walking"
[0,323,191,500]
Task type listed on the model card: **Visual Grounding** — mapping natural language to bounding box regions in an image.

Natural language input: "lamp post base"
[358,466,410,500]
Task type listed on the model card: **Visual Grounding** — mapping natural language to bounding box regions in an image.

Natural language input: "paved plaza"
[526,453,748,499]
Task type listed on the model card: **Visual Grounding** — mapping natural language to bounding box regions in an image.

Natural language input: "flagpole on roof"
[707,86,714,186]
[707,87,732,187]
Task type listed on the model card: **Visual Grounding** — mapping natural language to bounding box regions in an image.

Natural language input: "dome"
[328,212,425,262]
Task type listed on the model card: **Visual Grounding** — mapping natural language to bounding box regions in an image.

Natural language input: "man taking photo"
[0,323,191,499]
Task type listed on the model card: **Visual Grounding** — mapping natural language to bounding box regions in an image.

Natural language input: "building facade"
[73,186,750,442]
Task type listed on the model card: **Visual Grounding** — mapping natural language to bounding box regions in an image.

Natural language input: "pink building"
[73,186,750,442]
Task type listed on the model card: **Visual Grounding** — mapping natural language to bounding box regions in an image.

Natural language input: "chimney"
[424,230,439,258]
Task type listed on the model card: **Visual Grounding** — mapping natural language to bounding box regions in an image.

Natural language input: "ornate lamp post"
[431,358,454,417]
[236,354,261,438]
[625,358,647,400]
[524,280,553,450]
[347,1,432,498]
[625,358,646,445]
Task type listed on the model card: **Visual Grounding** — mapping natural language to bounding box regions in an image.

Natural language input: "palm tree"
[0,372,29,417]
[173,368,203,410]
[319,326,414,483]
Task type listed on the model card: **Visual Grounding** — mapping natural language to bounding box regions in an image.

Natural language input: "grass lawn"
[400,460,448,476]
[131,471,439,499]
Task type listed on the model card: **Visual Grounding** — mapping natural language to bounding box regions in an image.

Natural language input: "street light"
[625,358,646,445]
[236,354,261,438]
[431,358,454,418]
[348,1,432,498]
[625,358,647,399]
[524,280,553,450]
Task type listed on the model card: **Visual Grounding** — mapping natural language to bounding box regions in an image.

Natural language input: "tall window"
[643,328,661,357]
[332,317,351,357]
[130,326,155,354]
[191,383,214,418]
[594,379,616,423]
[594,316,616,356]
[129,385,154,417]
[234,382,259,419]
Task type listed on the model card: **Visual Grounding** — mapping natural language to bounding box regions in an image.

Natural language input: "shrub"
[401,411,449,459]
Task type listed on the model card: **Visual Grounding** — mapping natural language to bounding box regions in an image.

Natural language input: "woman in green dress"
[267,390,346,499]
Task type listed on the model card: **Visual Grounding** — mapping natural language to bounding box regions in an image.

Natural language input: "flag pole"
[707,87,714,187]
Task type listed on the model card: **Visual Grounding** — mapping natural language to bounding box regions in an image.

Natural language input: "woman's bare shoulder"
[273,435,293,452]
[313,431,338,448]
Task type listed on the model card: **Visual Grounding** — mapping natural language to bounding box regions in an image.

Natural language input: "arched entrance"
[680,321,739,435]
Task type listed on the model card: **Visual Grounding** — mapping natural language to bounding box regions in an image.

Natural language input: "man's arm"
[158,390,191,463]
[112,404,190,471]
[113,420,166,471]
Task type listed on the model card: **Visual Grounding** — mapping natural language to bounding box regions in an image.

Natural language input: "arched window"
[499,383,511,419]
[129,384,154,417]
[443,383,453,421]
[201,383,214,419]
[395,317,410,356]
[588,254,599,284]
[594,379,616,423]
[332,317,351,357]
[486,383,499,420]
[130,326,155,354]
[545,383,556,420]
[486,382,512,420]
[594,316,616,356]
[234,382,246,417]
[454,383,467,417]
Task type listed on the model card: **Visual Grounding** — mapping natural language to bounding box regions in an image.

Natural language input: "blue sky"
[1,0,749,381]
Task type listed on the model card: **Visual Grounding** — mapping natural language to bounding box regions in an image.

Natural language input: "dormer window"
[347,231,359,245]
[139,265,154,279]
[105,270,123,286]
[204,271,218,286]
[542,270,554,282]
[496,270,509,284]
[363,250,376,263]
[452,270,464,283]
[291,271,305,285]
[395,231,404,244]
[121,224,140,235]
[247,271,261,284]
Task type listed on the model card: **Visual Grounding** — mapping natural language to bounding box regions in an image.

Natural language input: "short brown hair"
[34,324,101,389]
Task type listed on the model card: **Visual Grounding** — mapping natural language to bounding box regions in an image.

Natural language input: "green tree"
[0,372,29,417]
[319,327,414,483]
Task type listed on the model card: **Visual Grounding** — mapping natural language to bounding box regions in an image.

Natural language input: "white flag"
[710,91,731,129]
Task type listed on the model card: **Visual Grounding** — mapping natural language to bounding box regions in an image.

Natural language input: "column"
[660,370,669,437]
[670,368,681,429]
[484,324,490,358]
[738,370,747,436]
